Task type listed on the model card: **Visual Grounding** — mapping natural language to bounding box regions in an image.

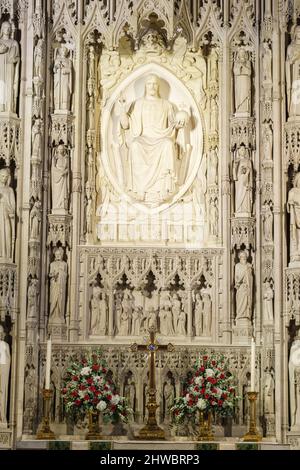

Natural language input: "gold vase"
[85,410,102,440]
[197,410,214,441]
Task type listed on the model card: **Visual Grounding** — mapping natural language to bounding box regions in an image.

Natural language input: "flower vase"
[85,410,102,440]
[198,410,214,441]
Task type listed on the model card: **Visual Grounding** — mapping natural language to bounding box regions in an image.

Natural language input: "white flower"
[96,400,107,411]
[111,394,120,405]
[194,377,202,385]
[94,376,104,384]
[205,369,215,377]
[80,367,91,376]
[214,387,222,397]
[78,390,86,399]
[196,398,207,411]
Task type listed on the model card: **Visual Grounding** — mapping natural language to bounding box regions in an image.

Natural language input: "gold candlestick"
[36,389,56,440]
[243,391,262,442]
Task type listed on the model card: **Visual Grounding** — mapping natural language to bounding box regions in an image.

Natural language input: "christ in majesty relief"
[118,74,191,205]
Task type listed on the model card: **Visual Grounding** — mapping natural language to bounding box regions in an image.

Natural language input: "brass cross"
[130,327,174,440]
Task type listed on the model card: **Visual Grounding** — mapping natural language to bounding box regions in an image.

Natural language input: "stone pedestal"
[232,319,253,344]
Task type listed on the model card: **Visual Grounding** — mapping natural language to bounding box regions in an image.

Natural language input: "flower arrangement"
[61,350,131,423]
[171,354,239,423]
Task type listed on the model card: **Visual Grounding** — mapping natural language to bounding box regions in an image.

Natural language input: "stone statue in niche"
[34,38,44,78]
[263,281,274,325]
[27,278,39,319]
[0,167,15,261]
[289,338,300,430]
[262,123,273,162]
[0,324,10,426]
[177,309,187,335]
[32,119,43,161]
[286,25,300,118]
[194,292,203,336]
[261,41,272,86]
[207,148,218,186]
[90,286,107,335]
[118,74,191,205]
[287,172,300,260]
[171,292,182,331]
[118,290,133,336]
[201,287,212,336]
[0,21,20,114]
[234,250,253,322]
[233,144,253,216]
[49,247,67,324]
[131,306,142,336]
[233,46,252,116]
[53,43,73,112]
[264,368,275,414]
[124,376,136,418]
[163,377,175,420]
[159,290,174,335]
[262,204,273,243]
[209,198,218,238]
[51,144,69,213]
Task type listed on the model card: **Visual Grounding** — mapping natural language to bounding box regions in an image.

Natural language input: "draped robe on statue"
[124,97,177,201]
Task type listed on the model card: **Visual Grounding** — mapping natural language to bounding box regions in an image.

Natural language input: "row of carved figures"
[90,287,212,337]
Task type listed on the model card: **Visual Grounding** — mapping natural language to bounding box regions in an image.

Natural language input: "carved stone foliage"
[79,247,222,340]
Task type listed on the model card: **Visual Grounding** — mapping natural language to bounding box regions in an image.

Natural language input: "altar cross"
[130,327,174,440]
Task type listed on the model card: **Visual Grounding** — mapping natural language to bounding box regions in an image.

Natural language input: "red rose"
[218,400,223,407]
[75,399,81,406]
[203,356,208,361]
[79,384,86,391]
[229,388,234,393]
[72,375,79,381]
[92,397,98,404]
[212,360,216,366]
[175,410,179,415]
[92,364,100,372]
[205,394,209,399]
[201,388,205,395]
[84,394,89,401]
[107,394,112,401]
[211,388,217,394]
[194,386,199,392]
[61,388,67,394]
[89,386,96,393]
[220,374,225,380]
[87,378,93,385]
[71,390,78,397]
[111,405,116,412]
[102,368,107,373]
[200,366,205,373]
[222,393,227,399]
[188,400,194,406]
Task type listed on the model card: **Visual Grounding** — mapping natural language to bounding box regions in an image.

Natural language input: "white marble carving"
[286,26,300,119]
[233,46,252,116]
[289,338,300,430]
[0,168,15,262]
[235,250,253,321]
[27,278,39,319]
[0,21,20,114]
[53,44,73,112]
[262,204,273,243]
[49,247,67,323]
[90,286,107,336]
[29,201,42,241]
[233,145,253,216]
[163,377,175,419]
[124,377,136,417]
[287,172,300,263]
[264,368,275,414]
[51,144,69,214]
[263,281,274,325]
[0,325,10,427]
[118,74,190,205]
[201,287,212,336]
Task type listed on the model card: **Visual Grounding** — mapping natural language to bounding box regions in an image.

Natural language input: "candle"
[250,337,256,391]
[45,337,52,389]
